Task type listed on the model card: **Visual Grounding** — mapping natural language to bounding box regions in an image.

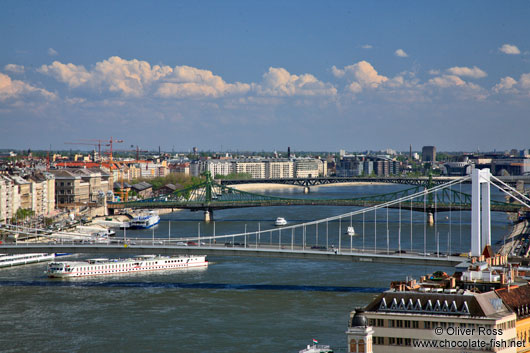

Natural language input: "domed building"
[346,308,374,353]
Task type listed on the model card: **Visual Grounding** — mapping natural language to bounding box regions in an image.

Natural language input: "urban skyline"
[1,1,529,150]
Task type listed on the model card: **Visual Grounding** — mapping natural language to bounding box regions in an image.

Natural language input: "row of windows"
[517,329,530,342]
[387,337,412,346]
[369,318,515,330]
[374,337,519,347]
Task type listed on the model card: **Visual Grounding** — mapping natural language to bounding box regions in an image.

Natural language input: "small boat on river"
[275,217,288,226]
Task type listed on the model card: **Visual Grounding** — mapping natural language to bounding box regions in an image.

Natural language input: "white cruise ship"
[128,211,160,229]
[0,253,56,268]
[46,254,208,278]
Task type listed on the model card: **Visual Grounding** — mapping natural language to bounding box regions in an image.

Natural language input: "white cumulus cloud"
[493,76,517,93]
[157,65,250,98]
[493,73,530,94]
[38,61,91,88]
[38,56,251,98]
[499,44,520,55]
[394,49,408,57]
[446,66,487,79]
[4,64,25,74]
[0,72,55,101]
[255,67,336,97]
[519,73,530,89]
[428,75,466,88]
[332,61,390,93]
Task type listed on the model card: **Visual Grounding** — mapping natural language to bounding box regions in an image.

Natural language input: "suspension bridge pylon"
[471,168,491,257]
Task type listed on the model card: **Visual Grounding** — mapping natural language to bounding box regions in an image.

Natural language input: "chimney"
[287,147,291,158]
[450,277,456,289]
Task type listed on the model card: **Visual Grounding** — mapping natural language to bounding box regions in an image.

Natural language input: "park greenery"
[214,173,252,180]
[130,173,203,191]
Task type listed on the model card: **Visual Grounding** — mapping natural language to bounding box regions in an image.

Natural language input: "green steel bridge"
[108,173,525,215]
[218,175,528,188]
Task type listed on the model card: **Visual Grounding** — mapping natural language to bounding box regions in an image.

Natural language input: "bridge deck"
[0,243,464,267]
[107,199,520,212]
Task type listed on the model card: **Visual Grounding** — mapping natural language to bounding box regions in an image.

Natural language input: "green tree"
[214,173,252,180]
[16,208,34,221]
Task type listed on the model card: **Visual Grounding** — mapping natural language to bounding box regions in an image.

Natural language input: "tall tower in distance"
[409,144,412,160]
[287,146,291,158]
[422,146,436,162]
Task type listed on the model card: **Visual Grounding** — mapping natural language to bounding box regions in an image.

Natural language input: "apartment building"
[348,290,517,352]
[49,168,111,206]
[496,285,530,352]
[294,158,324,178]
[265,159,294,179]
[234,160,266,179]
[0,176,19,222]
[0,173,55,221]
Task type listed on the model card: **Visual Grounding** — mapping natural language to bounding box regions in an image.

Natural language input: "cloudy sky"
[1,1,529,152]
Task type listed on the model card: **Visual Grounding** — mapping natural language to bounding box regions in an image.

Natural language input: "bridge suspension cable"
[189,175,472,243]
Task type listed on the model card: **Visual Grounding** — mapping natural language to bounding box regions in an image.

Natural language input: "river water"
[0,184,512,352]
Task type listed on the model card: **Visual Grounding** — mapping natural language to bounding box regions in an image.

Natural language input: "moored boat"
[299,343,333,353]
[0,253,56,268]
[46,254,208,278]
[129,211,160,229]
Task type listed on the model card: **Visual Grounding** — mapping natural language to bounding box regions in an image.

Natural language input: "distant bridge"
[218,175,528,188]
[219,176,458,188]
[108,173,523,217]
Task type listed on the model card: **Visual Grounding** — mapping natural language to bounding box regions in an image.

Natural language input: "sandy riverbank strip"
[231,181,388,192]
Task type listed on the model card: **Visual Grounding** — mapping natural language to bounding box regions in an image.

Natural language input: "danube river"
[0,183,512,352]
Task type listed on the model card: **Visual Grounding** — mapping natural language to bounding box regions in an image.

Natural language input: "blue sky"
[1,0,529,152]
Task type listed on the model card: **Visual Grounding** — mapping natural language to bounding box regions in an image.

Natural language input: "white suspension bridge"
[2,169,530,267]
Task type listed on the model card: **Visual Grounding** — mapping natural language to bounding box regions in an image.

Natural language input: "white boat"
[129,211,160,229]
[46,254,208,278]
[299,344,333,353]
[346,226,355,236]
[275,217,287,226]
[0,253,56,268]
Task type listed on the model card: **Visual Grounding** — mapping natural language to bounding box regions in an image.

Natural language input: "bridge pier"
[204,210,213,223]
[427,212,434,225]
[303,186,310,194]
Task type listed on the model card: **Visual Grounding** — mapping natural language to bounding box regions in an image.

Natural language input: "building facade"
[422,146,437,162]
[352,290,517,352]
[265,160,294,179]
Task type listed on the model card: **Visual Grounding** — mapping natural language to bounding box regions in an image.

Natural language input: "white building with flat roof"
[294,158,325,178]
[265,159,294,179]
[234,160,266,179]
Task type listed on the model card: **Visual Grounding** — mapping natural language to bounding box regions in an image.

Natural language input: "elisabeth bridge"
[2,169,530,267]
